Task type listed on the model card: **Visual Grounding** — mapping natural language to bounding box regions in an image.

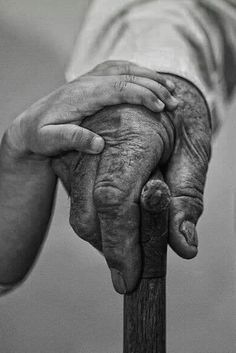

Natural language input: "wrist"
[3,115,29,157]
[0,130,51,175]
[2,122,48,163]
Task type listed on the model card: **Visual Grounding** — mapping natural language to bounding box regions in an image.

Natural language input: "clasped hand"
[52,74,212,294]
[2,61,211,295]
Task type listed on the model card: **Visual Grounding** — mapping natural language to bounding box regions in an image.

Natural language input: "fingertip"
[169,220,198,260]
[166,80,175,91]
[180,221,198,247]
[169,234,198,259]
[154,101,165,112]
[111,268,127,294]
[108,244,141,294]
[167,97,179,111]
[89,136,105,154]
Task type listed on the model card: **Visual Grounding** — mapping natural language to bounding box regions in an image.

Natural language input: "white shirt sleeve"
[66,0,236,133]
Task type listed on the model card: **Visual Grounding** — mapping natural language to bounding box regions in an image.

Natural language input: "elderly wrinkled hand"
[52,76,211,294]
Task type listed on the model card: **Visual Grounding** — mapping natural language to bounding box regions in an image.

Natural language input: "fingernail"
[90,136,104,153]
[155,101,165,111]
[167,97,179,111]
[167,80,175,91]
[180,221,198,247]
[171,97,179,107]
[111,268,127,294]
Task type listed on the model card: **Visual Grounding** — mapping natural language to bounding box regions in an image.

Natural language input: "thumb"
[38,124,104,155]
[165,117,211,259]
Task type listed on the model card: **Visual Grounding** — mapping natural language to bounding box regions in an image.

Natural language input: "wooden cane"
[123,171,170,353]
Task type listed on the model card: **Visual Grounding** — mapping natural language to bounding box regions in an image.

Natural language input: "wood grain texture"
[124,173,170,353]
[124,278,166,353]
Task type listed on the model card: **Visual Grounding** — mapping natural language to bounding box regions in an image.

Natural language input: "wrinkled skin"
[52,76,211,294]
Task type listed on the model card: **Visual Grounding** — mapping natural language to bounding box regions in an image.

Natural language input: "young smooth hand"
[5,60,178,159]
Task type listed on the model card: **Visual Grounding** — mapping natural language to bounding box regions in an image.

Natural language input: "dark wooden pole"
[123,172,170,353]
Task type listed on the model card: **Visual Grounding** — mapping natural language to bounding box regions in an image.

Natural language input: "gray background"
[0,1,235,352]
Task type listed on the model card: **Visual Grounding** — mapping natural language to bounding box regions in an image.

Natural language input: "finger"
[120,75,178,110]
[89,60,176,91]
[69,153,103,251]
[165,114,211,259]
[140,171,170,278]
[56,79,167,122]
[92,107,165,293]
[51,153,74,194]
[37,124,104,155]
[59,74,176,121]
[95,194,141,294]
[52,150,103,250]
[87,80,169,113]
[141,171,171,214]
[111,81,167,112]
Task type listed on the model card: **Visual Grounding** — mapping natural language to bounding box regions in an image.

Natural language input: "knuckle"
[70,128,80,145]
[124,62,132,75]
[124,74,136,83]
[114,79,128,92]
[94,184,127,210]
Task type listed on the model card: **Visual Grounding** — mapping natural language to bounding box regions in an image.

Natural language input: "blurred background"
[0,0,235,352]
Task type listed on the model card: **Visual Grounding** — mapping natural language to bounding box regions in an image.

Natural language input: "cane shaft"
[124,278,166,353]
[123,173,169,353]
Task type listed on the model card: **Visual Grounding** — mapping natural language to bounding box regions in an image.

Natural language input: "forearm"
[0,134,57,286]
